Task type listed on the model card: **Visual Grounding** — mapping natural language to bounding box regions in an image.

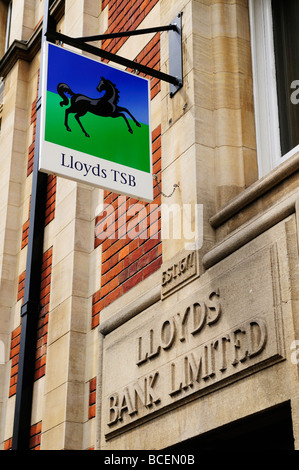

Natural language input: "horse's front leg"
[118,106,141,128]
[116,112,133,134]
[65,108,72,132]
[75,113,90,137]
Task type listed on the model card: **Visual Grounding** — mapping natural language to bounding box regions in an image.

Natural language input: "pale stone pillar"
[291,397,299,450]
[160,0,257,265]
[160,0,216,265]
[211,0,257,209]
[8,0,36,43]
[41,179,93,449]
[0,60,31,446]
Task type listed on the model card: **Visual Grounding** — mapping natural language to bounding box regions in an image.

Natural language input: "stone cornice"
[210,150,299,228]
[0,27,42,78]
[0,0,64,78]
[203,151,299,269]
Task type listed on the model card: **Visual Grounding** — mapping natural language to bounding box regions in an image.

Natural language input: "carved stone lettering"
[162,250,198,297]
[169,318,267,397]
[107,372,160,426]
[136,290,221,366]
[101,245,285,439]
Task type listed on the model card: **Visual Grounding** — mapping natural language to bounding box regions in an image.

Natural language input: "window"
[0,79,4,105]
[249,0,299,177]
[0,78,4,132]
[0,0,12,56]
[4,1,12,52]
[272,0,299,156]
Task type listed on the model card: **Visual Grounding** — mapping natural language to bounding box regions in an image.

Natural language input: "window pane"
[4,1,12,52]
[272,0,299,155]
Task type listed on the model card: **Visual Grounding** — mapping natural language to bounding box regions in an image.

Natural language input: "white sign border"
[39,42,153,202]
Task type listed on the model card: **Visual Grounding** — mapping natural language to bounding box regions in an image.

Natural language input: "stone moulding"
[203,152,299,269]
[203,192,298,270]
[0,33,41,78]
[0,0,64,78]
[98,285,161,337]
[211,151,299,228]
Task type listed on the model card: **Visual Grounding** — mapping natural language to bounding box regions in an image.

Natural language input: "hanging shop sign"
[39,42,153,201]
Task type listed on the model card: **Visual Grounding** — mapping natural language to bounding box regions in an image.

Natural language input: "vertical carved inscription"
[162,251,198,297]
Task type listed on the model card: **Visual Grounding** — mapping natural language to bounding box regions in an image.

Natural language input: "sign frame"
[39,42,153,202]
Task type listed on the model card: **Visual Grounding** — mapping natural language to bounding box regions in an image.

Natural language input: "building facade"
[0,0,299,451]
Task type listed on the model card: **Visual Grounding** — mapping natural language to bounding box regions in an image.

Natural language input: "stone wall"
[0,0,298,451]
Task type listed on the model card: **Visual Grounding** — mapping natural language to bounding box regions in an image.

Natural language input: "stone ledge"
[203,189,299,269]
[0,0,64,78]
[99,284,161,336]
[210,149,299,229]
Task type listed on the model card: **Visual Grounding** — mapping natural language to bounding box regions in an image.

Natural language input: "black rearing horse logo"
[57,77,141,137]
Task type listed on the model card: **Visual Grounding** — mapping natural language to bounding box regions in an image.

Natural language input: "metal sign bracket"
[169,13,183,97]
[46,12,183,98]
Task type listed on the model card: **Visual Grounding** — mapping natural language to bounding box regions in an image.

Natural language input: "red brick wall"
[101,0,159,55]
[10,77,57,400]
[35,247,52,381]
[44,175,56,226]
[10,247,52,397]
[92,125,162,328]
[4,437,12,450]
[4,422,41,451]
[5,61,56,450]
[126,32,161,100]
[27,92,38,176]
[101,0,161,100]
[21,176,56,250]
[89,377,97,420]
[29,421,42,450]
[22,78,57,249]
[9,325,21,397]
[91,0,163,330]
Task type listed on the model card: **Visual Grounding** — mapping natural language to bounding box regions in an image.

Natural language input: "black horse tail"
[57,83,75,107]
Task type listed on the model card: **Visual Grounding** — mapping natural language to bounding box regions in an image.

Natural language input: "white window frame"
[249,0,299,178]
[4,0,12,52]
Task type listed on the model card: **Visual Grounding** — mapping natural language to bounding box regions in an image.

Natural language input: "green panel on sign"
[44,91,151,173]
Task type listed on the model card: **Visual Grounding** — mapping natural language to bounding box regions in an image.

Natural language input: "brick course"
[101,0,161,99]
[21,176,56,249]
[10,247,53,396]
[4,422,41,450]
[92,1,162,331]
[29,421,42,450]
[22,77,57,250]
[89,377,97,419]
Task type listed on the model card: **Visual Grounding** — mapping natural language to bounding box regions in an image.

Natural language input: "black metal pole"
[11,0,51,451]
